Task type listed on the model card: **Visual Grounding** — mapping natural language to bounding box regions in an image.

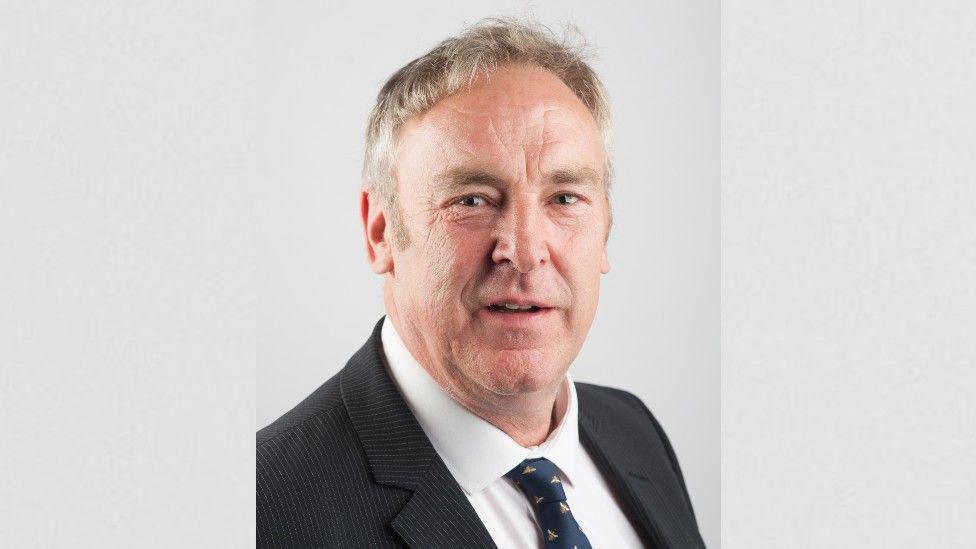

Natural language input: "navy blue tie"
[504,457,593,549]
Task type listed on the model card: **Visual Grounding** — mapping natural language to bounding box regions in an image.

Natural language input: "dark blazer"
[257,317,705,548]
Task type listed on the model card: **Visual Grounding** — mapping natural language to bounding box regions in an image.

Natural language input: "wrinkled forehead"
[395,65,604,185]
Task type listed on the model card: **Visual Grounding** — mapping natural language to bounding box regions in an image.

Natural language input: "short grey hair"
[362,17,613,248]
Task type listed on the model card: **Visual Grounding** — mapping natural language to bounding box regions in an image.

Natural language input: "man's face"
[382,63,610,399]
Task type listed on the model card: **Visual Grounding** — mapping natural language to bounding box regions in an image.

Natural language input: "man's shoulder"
[574,380,698,526]
[573,380,677,449]
[257,370,346,450]
[255,366,394,545]
[257,317,386,453]
[574,381,658,423]
[256,370,368,490]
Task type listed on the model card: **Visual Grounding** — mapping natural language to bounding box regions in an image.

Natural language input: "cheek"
[555,219,607,272]
[549,201,609,247]
[415,226,489,305]
[438,215,497,264]
[554,226,606,313]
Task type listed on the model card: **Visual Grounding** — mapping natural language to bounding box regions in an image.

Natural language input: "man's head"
[361,18,613,410]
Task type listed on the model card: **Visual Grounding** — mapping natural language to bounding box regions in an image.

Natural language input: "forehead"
[395,64,604,185]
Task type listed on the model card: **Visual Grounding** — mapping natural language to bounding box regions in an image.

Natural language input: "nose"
[490,197,550,273]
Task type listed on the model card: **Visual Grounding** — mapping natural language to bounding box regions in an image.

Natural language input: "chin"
[474,348,567,395]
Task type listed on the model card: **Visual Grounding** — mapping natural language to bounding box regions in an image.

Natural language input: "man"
[257,18,704,548]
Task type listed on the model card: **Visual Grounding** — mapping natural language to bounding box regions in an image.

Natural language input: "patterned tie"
[504,457,593,549]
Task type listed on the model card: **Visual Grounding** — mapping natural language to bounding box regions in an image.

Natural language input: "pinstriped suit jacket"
[257,318,705,548]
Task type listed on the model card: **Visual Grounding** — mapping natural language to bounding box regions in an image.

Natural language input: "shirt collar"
[380,316,582,496]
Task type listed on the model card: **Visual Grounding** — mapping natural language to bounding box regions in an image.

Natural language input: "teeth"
[502,303,533,310]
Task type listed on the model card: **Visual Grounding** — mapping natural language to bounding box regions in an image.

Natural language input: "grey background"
[723,1,976,546]
[1,2,255,547]
[258,0,718,547]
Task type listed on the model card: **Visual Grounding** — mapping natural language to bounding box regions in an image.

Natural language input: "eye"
[554,193,580,205]
[457,195,489,207]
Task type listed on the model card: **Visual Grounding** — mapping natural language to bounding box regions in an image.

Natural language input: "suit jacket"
[257,318,705,548]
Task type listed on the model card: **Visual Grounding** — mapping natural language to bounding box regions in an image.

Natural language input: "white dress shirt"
[380,316,644,548]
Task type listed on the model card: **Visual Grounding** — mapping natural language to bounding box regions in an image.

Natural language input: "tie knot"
[504,457,567,503]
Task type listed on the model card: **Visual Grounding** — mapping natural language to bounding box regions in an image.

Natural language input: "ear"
[600,246,611,274]
[360,187,394,275]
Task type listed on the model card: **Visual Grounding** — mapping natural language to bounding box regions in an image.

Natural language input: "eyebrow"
[433,166,602,194]
[549,166,602,188]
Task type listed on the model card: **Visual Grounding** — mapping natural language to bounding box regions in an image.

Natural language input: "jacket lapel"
[578,396,705,549]
[340,318,496,549]
[390,457,496,548]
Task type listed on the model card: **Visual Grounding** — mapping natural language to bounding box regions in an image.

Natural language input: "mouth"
[480,300,556,326]
[486,303,545,314]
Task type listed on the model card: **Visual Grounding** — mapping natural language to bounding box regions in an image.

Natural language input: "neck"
[450,379,562,447]
[385,291,563,447]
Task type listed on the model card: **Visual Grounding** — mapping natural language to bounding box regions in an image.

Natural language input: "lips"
[478,297,556,327]
[484,297,553,312]
[487,303,543,313]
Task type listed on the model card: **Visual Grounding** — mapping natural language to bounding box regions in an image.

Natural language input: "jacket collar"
[577,390,705,549]
[339,317,497,548]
